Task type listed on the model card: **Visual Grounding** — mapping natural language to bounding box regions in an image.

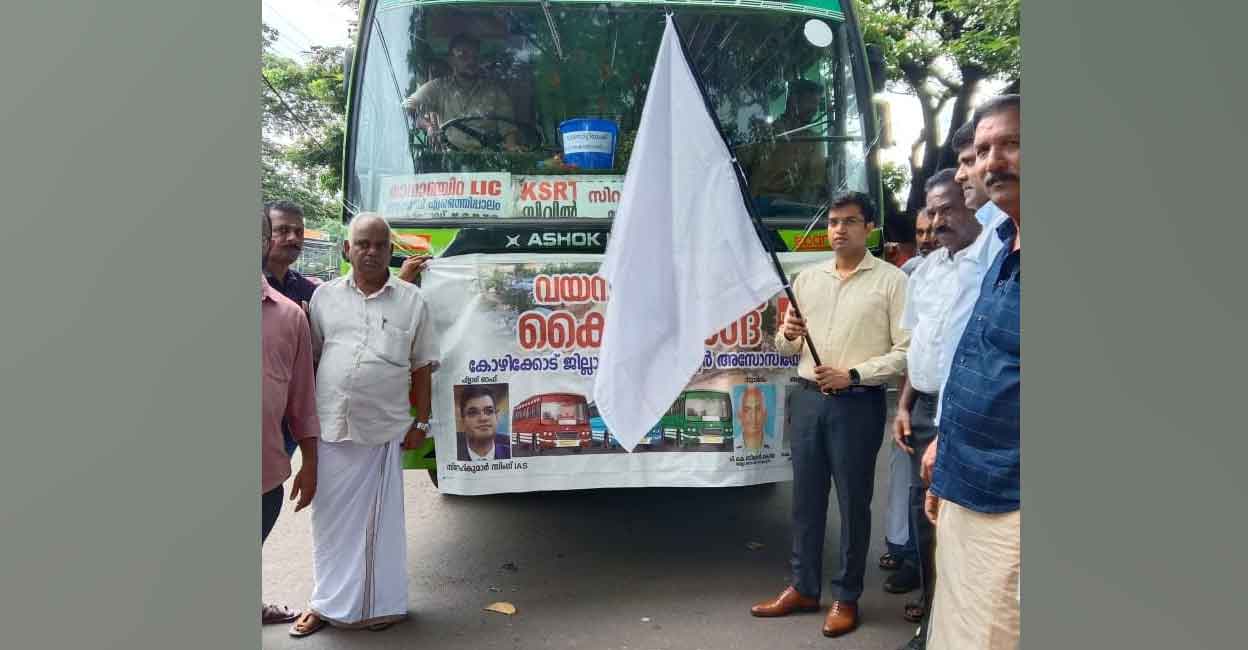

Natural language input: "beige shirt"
[403,75,514,123]
[775,251,910,385]
[309,273,438,446]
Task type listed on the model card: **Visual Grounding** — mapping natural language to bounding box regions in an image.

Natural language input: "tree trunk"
[935,65,985,170]
[903,65,942,213]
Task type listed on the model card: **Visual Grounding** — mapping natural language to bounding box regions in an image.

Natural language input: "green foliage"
[857,0,1019,211]
[860,0,1019,88]
[880,160,908,203]
[261,23,348,237]
[941,0,1021,78]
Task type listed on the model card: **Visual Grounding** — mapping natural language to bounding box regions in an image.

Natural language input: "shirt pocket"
[372,323,414,368]
[983,280,1020,357]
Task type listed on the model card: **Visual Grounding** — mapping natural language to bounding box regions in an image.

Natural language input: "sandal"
[289,611,327,638]
[262,603,300,625]
[903,598,926,623]
[879,552,903,571]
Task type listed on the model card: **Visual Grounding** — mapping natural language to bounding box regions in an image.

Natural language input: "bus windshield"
[541,399,587,424]
[684,395,729,419]
[347,1,871,225]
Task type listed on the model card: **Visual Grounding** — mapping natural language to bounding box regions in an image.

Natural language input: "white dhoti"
[309,438,409,628]
[927,499,1021,650]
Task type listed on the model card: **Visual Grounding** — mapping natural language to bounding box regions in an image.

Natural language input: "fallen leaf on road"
[746,541,765,551]
[485,602,517,616]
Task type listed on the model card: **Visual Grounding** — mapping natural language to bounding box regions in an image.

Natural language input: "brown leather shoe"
[821,600,859,637]
[750,586,820,617]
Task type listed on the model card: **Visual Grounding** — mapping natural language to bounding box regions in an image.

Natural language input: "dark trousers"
[906,391,940,637]
[262,485,283,543]
[789,383,887,602]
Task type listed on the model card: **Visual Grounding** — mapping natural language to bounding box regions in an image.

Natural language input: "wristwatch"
[414,421,430,432]
[848,368,861,386]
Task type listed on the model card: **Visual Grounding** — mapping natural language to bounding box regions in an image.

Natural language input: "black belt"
[794,377,886,396]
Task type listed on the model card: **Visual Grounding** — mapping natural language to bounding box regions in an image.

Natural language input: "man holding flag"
[591,12,907,640]
[749,191,910,639]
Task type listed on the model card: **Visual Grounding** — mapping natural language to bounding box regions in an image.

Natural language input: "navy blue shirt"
[264,268,317,305]
[932,219,1020,513]
[264,268,319,455]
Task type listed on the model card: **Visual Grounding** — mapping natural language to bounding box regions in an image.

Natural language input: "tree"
[261,23,348,237]
[859,0,1019,212]
[880,160,908,202]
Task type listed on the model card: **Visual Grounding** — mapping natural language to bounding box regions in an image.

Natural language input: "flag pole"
[666,13,824,367]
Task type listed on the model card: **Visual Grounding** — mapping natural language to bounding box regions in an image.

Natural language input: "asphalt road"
[262,404,920,650]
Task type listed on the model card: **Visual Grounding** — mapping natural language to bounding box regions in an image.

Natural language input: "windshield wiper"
[539,0,565,60]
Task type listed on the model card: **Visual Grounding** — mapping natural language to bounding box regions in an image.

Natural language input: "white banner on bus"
[418,252,831,495]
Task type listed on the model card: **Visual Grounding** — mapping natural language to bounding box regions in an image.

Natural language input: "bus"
[340,0,884,484]
[512,392,592,454]
[587,400,616,449]
[658,389,735,450]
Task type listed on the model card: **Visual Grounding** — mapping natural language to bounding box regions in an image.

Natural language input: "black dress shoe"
[884,563,920,594]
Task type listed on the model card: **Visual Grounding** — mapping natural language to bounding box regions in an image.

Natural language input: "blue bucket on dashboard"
[559,118,618,169]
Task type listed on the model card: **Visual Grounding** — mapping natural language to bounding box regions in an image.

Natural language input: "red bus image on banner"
[512,393,592,455]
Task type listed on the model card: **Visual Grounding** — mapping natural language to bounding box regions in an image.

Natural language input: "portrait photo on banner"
[454,383,512,462]
[731,383,778,454]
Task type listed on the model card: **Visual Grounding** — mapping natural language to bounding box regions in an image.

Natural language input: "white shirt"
[900,253,925,276]
[467,443,495,462]
[309,273,438,445]
[935,202,1011,420]
[901,246,966,394]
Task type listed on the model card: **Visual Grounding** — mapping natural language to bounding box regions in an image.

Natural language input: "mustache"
[985,172,1019,187]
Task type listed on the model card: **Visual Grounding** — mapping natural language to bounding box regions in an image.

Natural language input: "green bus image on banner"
[658,389,736,451]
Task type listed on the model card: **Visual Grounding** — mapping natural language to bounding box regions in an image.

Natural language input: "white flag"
[592,14,784,452]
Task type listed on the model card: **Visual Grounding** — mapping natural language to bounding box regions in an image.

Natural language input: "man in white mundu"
[289,214,437,637]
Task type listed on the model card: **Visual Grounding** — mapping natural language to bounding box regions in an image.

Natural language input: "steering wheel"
[438,115,540,152]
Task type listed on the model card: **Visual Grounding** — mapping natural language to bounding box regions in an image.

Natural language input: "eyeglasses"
[464,407,496,418]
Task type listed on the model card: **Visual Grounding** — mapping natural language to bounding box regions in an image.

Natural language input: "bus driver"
[402,32,520,151]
